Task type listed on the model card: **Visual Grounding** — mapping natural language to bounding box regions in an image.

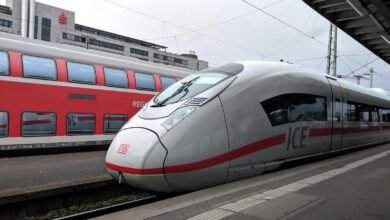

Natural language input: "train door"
[326,77,343,150]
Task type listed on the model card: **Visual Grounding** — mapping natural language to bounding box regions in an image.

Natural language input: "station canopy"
[303,0,390,64]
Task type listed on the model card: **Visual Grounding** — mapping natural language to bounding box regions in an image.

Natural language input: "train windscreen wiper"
[155,76,200,107]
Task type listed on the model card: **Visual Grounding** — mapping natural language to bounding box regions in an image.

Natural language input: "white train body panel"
[105,61,390,192]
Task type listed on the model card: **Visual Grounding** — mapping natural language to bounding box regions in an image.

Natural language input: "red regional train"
[0,32,191,152]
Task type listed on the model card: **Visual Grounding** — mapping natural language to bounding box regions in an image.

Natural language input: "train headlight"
[162,106,196,130]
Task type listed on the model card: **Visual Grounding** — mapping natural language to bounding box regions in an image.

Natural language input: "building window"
[41,17,51,41]
[0,5,12,15]
[104,67,128,88]
[104,114,128,134]
[22,55,57,80]
[160,76,176,91]
[130,48,149,56]
[34,16,38,39]
[261,93,327,126]
[174,58,188,65]
[67,62,96,84]
[135,72,155,91]
[0,19,12,28]
[154,53,163,59]
[67,113,95,135]
[0,112,8,137]
[0,51,9,75]
[22,112,56,136]
[88,38,124,51]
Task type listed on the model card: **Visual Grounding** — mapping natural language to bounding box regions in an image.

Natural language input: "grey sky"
[20,0,390,89]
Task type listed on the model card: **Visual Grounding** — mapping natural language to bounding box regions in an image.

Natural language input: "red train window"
[0,112,8,137]
[104,114,128,134]
[22,112,56,136]
[0,51,10,75]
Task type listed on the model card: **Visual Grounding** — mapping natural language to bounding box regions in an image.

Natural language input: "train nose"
[105,128,171,192]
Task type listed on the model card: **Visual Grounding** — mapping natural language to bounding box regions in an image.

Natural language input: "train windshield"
[154,73,228,106]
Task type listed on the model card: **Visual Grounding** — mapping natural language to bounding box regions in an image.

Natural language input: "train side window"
[261,93,326,126]
[335,99,342,122]
[104,114,128,134]
[358,104,371,122]
[103,67,128,88]
[0,51,9,75]
[22,112,56,136]
[371,107,379,122]
[346,102,358,121]
[160,76,176,91]
[0,112,8,137]
[67,62,96,84]
[135,72,155,91]
[381,109,390,122]
[22,55,57,80]
[67,113,95,135]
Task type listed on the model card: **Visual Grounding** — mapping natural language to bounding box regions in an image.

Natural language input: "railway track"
[55,195,165,220]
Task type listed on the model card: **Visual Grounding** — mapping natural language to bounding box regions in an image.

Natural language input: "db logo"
[117,144,130,154]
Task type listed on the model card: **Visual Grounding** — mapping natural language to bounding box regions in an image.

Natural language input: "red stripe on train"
[105,134,286,175]
[105,163,164,175]
[310,126,390,137]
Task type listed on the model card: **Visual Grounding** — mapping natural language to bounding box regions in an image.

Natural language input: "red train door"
[326,77,343,150]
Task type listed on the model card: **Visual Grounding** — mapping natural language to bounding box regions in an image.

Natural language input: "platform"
[95,143,390,220]
[0,151,110,205]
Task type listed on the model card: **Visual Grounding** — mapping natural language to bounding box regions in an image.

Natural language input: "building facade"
[0,0,208,70]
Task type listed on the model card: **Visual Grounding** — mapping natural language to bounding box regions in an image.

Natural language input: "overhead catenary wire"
[105,0,287,59]
[338,56,354,73]
[265,11,314,58]
[241,0,383,74]
[342,57,380,78]
[143,0,286,41]
[292,56,327,62]
[316,57,327,70]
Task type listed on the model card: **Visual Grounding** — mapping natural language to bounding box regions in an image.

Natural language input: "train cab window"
[0,112,8,137]
[0,51,9,75]
[261,93,326,126]
[104,114,128,134]
[67,62,96,84]
[22,112,56,136]
[160,76,176,91]
[22,55,57,80]
[103,68,128,88]
[135,72,155,91]
[67,113,95,135]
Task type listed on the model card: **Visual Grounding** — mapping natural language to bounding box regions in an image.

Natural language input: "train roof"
[235,61,390,105]
[0,32,192,78]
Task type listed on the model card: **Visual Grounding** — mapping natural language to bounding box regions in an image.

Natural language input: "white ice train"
[105,61,390,192]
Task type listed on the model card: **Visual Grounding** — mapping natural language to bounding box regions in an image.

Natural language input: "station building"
[0,0,208,70]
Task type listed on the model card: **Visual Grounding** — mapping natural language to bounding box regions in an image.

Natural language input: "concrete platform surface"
[0,151,110,202]
[95,144,390,220]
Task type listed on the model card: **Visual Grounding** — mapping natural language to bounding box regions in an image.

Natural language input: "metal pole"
[28,0,35,39]
[326,23,338,76]
[21,0,29,38]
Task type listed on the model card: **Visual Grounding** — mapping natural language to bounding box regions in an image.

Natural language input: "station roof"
[303,0,390,64]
